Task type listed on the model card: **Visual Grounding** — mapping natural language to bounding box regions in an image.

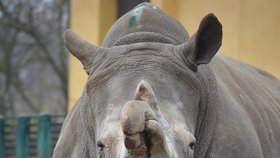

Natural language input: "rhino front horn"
[64,30,98,74]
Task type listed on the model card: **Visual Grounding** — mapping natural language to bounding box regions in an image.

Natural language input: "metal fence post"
[38,113,52,158]
[0,116,4,158]
[16,115,30,158]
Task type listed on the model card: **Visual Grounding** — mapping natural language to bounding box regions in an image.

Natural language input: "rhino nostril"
[97,141,105,151]
[189,141,196,150]
[97,141,105,158]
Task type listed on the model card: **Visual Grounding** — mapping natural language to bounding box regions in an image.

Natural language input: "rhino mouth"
[124,119,172,158]
[122,100,173,158]
[123,124,151,157]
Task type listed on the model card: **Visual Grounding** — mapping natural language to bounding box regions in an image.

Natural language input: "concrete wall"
[69,0,280,109]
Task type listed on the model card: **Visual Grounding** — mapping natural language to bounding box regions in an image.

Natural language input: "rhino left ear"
[64,30,98,74]
[135,80,157,106]
[176,13,222,70]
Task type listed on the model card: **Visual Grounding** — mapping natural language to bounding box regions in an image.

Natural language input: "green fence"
[0,114,65,158]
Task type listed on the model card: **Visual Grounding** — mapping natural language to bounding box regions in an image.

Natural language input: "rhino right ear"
[64,30,98,74]
[175,14,222,71]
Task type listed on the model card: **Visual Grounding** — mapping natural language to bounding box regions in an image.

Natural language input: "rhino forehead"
[102,2,190,47]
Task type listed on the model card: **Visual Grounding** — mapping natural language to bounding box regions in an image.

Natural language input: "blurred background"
[0,0,279,157]
[0,0,69,116]
[0,0,69,157]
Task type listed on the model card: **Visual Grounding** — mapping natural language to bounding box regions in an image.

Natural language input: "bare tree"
[0,0,69,116]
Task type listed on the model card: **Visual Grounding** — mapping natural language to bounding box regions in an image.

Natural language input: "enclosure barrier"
[0,114,65,158]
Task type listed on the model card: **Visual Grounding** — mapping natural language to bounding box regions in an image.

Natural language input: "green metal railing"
[0,116,4,158]
[0,114,65,158]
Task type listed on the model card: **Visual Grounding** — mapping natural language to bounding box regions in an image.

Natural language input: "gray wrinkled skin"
[53,3,280,158]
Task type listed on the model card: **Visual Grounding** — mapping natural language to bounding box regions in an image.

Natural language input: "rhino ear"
[135,80,157,106]
[176,13,222,70]
[64,30,98,74]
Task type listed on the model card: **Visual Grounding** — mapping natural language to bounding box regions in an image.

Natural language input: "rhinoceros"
[53,2,280,158]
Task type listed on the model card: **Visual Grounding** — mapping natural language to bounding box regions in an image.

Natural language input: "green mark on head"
[132,2,159,13]
[128,2,159,28]
[134,2,149,9]
[133,2,159,11]
[128,11,138,28]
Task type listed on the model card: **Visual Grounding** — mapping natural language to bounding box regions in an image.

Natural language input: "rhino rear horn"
[176,13,223,71]
[64,30,98,74]
[134,80,158,108]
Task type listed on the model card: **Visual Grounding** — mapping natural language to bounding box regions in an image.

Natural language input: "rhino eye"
[189,142,195,150]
